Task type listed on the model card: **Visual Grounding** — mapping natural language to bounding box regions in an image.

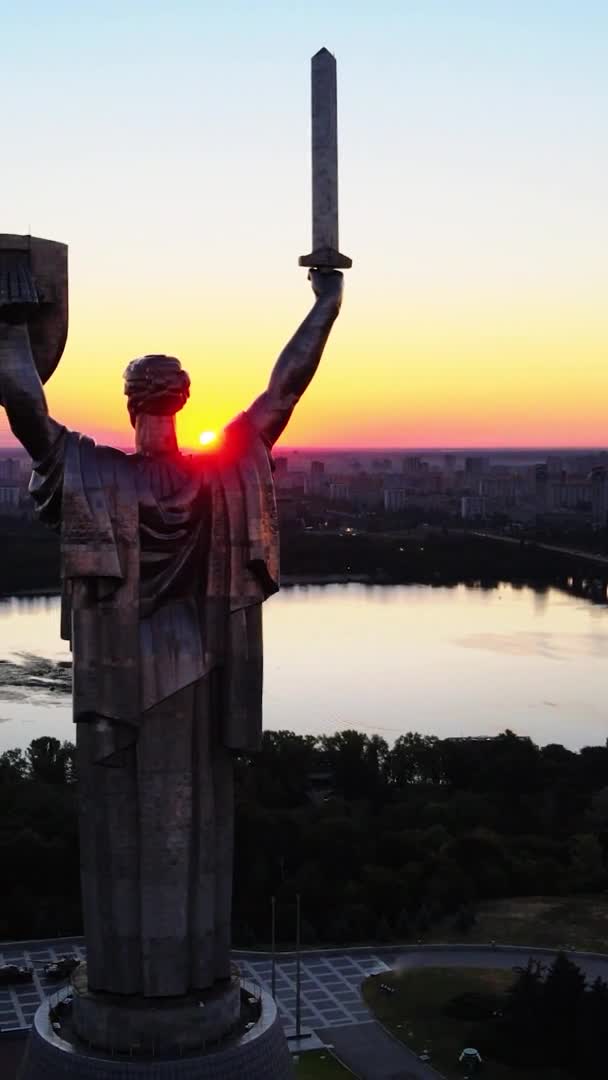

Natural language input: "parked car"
[0,964,33,985]
[43,956,79,981]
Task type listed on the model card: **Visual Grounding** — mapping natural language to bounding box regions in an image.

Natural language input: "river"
[0,583,606,753]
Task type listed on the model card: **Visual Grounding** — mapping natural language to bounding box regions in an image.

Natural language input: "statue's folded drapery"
[30,412,279,756]
[28,413,280,995]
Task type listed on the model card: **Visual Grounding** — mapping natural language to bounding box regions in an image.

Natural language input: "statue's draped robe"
[30,415,279,996]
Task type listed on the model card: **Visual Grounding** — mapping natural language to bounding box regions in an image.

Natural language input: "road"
[472,530,608,568]
[322,1020,444,1080]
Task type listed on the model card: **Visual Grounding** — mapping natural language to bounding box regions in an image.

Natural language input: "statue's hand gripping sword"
[299,48,352,273]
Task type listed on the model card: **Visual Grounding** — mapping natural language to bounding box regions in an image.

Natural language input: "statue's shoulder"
[72,434,131,463]
[67,434,136,486]
[224,410,256,447]
[99,443,132,464]
[220,411,271,467]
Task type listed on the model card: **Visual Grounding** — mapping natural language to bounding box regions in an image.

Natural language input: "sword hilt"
[299,246,352,270]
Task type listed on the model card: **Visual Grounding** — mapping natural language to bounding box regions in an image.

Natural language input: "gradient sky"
[2,1,607,449]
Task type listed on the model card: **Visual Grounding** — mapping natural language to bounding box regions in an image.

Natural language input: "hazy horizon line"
[275,445,608,454]
[2,442,608,457]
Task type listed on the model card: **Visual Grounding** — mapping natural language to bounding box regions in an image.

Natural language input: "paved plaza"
[4,939,608,1037]
[0,939,390,1035]
[0,937,86,1034]
[238,952,390,1031]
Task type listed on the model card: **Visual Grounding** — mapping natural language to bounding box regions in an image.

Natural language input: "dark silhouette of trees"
[2,726,608,945]
[26,736,75,785]
[0,737,79,939]
[475,953,608,1076]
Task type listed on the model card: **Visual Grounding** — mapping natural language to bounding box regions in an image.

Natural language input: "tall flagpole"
[295,893,302,1039]
[271,895,277,999]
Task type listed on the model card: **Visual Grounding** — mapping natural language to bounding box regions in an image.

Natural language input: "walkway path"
[322,1021,443,1079]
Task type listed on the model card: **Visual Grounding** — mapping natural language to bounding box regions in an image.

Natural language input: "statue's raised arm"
[0,322,63,461]
[247,269,343,446]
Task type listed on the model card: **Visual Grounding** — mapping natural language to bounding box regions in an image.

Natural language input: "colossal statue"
[0,249,342,998]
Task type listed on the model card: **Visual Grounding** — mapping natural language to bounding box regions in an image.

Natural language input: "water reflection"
[0,583,607,753]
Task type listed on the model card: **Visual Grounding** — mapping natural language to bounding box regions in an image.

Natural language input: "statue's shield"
[0,233,68,390]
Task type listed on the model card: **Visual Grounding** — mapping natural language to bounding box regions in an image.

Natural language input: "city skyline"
[2,1,607,450]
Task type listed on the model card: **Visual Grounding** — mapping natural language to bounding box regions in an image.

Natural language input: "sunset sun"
[199,430,217,447]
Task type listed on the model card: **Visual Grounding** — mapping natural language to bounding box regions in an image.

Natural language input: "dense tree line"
[233,729,608,945]
[1,730,607,945]
[466,953,608,1077]
[0,515,60,595]
[0,738,79,939]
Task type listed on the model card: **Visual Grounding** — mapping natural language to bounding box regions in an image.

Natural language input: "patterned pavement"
[0,938,86,1033]
[0,938,389,1034]
[238,952,390,1031]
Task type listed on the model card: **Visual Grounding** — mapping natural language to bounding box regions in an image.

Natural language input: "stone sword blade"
[299,48,352,270]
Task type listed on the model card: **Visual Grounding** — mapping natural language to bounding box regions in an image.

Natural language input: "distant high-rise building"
[0,484,22,511]
[276,494,297,526]
[461,495,486,520]
[350,475,384,509]
[309,459,326,495]
[592,467,608,527]
[535,464,548,515]
[384,488,408,511]
[329,481,350,501]
[546,455,564,475]
[465,456,489,477]
[551,478,592,512]
[0,457,21,482]
[402,456,425,473]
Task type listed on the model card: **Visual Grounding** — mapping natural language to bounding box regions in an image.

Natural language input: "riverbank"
[2,514,607,604]
[4,577,374,598]
[1,586,61,599]
[280,573,373,586]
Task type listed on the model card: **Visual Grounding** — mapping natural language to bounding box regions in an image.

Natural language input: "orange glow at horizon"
[1,219,607,454]
[30,283,607,454]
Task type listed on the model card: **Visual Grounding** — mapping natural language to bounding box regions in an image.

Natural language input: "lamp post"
[295,893,302,1039]
[271,895,277,999]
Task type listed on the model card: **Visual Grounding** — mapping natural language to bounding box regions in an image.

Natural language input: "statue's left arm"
[246,270,343,446]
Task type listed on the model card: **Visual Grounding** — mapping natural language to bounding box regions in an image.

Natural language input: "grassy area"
[240,894,608,955]
[362,967,566,1080]
[293,1049,352,1078]
[428,894,608,954]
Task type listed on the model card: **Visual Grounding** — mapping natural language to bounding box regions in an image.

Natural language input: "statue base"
[18,988,294,1080]
[70,963,241,1054]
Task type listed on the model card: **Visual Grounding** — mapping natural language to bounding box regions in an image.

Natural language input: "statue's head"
[123,354,191,427]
